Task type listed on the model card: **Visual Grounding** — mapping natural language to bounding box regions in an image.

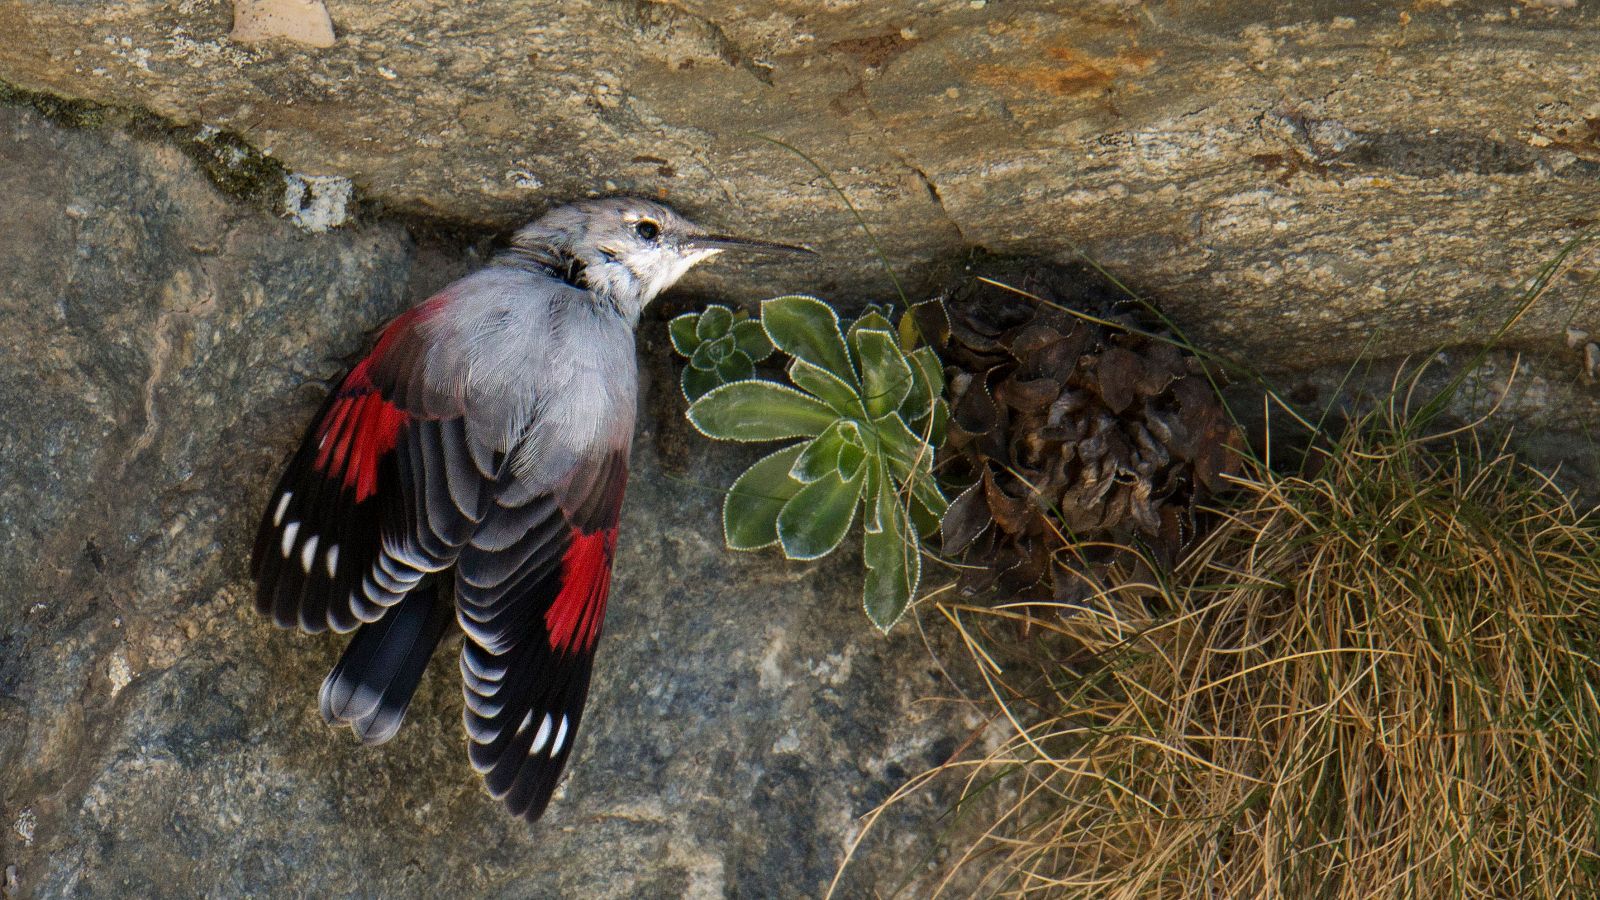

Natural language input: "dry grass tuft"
[864,392,1600,898]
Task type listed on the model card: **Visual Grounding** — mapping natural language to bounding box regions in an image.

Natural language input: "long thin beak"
[683,233,819,257]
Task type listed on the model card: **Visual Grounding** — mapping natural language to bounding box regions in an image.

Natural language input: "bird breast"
[442,269,638,491]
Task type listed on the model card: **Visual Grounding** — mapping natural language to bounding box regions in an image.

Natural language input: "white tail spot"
[325,543,340,578]
[528,713,553,756]
[299,534,320,574]
[281,521,300,558]
[550,714,570,756]
[273,492,292,527]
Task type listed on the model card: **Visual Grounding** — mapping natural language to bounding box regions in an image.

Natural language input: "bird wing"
[252,296,494,634]
[255,271,634,822]
[455,447,628,822]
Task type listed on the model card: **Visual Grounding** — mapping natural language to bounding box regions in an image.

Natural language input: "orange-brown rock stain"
[975,44,1160,97]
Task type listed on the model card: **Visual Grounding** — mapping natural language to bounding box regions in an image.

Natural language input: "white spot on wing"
[299,534,320,574]
[325,543,340,578]
[274,492,293,527]
[528,713,553,756]
[281,521,300,558]
[550,714,569,756]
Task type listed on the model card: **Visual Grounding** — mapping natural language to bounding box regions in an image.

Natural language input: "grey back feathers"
[253,196,813,822]
[404,266,639,495]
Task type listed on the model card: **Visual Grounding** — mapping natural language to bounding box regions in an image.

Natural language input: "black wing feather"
[454,451,626,822]
[253,299,631,822]
[253,394,486,635]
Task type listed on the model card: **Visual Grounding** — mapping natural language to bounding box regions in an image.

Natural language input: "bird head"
[509,198,815,322]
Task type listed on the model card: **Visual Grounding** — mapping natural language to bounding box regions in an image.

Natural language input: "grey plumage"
[252,197,812,821]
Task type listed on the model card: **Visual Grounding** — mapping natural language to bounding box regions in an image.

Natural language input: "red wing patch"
[543,527,616,655]
[314,356,409,502]
[309,302,443,502]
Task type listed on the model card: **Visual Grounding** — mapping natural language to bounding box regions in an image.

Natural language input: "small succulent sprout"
[686,295,948,632]
[669,304,776,400]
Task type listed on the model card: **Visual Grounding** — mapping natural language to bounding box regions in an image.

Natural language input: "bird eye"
[634,219,660,241]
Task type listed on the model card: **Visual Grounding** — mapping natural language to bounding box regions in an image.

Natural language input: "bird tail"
[319,582,453,745]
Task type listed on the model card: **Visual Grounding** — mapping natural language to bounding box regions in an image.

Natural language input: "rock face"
[7,2,1600,895]
[4,2,1600,367]
[0,104,971,899]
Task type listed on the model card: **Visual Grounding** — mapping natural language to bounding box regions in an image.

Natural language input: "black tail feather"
[319,583,452,746]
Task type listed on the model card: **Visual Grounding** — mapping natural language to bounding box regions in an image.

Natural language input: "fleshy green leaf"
[901,353,933,423]
[789,360,867,420]
[776,465,865,560]
[910,347,946,400]
[925,398,949,449]
[907,470,948,520]
[793,422,844,480]
[681,365,720,401]
[851,309,895,337]
[874,412,931,467]
[861,453,885,533]
[696,304,734,341]
[790,419,857,483]
[905,473,948,521]
[716,351,755,383]
[724,444,807,551]
[837,440,866,482]
[900,345,945,423]
[688,381,836,442]
[863,486,919,632]
[761,296,857,384]
[908,493,941,539]
[847,309,896,368]
[855,329,914,418]
[669,313,702,356]
[876,414,948,517]
[731,319,775,363]
[689,340,720,371]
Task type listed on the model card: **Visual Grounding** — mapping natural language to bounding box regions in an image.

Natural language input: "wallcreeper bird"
[252,198,812,821]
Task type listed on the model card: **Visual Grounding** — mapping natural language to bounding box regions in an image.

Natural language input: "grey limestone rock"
[1,2,1599,367]
[7,1,1600,894]
[0,103,972,899]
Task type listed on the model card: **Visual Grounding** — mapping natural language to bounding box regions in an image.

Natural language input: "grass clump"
[861,386,1600,898]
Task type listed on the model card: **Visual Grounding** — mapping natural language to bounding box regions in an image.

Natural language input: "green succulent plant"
[686,295,949,631]
[668,304,776,400]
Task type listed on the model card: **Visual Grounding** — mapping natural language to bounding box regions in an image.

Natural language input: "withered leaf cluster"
[934,263,1242,602]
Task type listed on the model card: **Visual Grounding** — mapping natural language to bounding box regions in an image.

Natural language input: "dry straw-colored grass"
[849,391,1600,898]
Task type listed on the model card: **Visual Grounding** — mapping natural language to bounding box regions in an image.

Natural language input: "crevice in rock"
[908,163,965,244]
[842,77,968,249]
